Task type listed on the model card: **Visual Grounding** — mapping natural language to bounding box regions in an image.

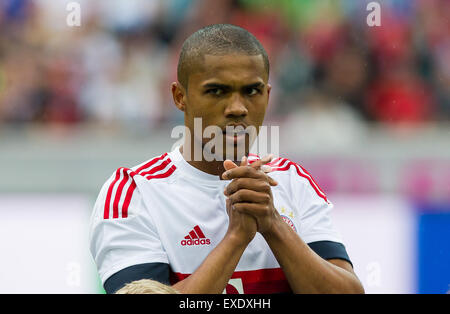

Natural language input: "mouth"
[222,124,248,144]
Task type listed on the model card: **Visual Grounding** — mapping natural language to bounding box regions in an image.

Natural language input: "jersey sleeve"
[288,164,352,265]
[89,170,169,285]
[290,164,343,244]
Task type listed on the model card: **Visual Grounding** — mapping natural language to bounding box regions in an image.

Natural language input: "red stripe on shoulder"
[292,162,329,203]
[296,163,327,197]
[144,164,176,180]
[121,180,136,219]
[104,167,123,219]
[270,158,328,203]
[112,168,131,219]
[103,153,175,219]
[140,158,171,176]
[135,153,168,173]
[121,163,176,218]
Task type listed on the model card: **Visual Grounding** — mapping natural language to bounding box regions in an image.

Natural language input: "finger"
[223,155,248,178]
[225,198,231,215]
[223,164,278,186]
[261,153,274,164]
[248,155,278,186]
[223,155,278,186]
[224,178,272,196]
[222,165,267,181]
[261,164,272,173]
[259,165,277,186]
[267,175,278,186]
[228,189,271,205]
[241,155,248,167]
[249,154,274,171]
[232,202,272,218]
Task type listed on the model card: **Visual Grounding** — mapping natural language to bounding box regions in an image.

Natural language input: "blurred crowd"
[0,0,449,131]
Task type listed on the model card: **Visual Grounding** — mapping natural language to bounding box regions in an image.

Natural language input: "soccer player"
[89,24,364,294]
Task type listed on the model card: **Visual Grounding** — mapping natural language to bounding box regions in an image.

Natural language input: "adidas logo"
[181,225,211,246]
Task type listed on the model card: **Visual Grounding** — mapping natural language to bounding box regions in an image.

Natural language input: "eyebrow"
[202,82,265,90]
[202,83,230,90]
[243,82,265,90]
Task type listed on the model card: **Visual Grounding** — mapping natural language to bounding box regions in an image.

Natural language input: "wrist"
[224,230,254,248]
[261,216,287,241]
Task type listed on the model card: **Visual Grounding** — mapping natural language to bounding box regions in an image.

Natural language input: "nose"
[224,93,248,118]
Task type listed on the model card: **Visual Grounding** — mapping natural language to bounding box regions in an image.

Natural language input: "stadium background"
[0,0,449,293]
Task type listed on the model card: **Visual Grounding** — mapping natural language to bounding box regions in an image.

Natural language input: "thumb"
[222,156,247,178]
[223,159,238,171]
[223,154,248,171]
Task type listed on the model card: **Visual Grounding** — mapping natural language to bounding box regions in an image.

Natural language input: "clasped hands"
[222,155,281,241]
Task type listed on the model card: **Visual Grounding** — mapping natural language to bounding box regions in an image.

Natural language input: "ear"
[171,82,187,112]
[265,83,272,111]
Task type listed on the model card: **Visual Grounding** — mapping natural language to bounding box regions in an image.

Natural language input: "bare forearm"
[263,219,364,294]
[172,234,249,294]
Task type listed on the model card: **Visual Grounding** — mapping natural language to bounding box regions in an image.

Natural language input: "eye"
[245,87,261,96]
[206,88,224,96]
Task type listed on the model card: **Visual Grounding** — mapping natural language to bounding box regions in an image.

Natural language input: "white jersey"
[89,146,344,293]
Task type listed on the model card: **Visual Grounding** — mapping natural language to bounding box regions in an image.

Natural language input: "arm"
[223,159,364,294]
[100,207,256,294]
[173,157,276,294]
[173,198,257,294]
[92,165,259,294]
[262,217,364,293]
[173,223,250,293]
[102,195,258,294]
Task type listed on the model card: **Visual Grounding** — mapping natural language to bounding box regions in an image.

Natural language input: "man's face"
[175,53,271,160]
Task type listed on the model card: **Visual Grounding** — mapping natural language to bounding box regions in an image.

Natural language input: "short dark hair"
[177,24,270,88]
